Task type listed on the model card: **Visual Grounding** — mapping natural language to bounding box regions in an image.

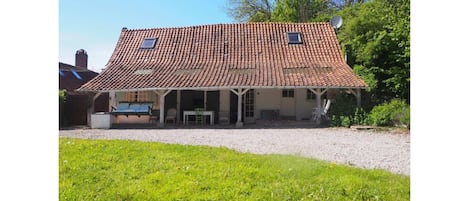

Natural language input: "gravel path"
[59,128,410,175]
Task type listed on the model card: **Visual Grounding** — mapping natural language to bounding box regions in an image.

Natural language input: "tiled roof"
[59,62,98,91]
[79,23,367,91]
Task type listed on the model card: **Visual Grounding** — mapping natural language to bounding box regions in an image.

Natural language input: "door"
[243,89,255,123]
[280,89,295,118]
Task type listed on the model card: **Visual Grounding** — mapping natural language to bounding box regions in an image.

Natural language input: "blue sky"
[59,0,234,72]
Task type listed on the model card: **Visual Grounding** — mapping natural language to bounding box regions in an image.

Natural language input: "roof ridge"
[121,22,331,32]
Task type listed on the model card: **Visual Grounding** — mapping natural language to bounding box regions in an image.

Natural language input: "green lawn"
[59,138,410,201]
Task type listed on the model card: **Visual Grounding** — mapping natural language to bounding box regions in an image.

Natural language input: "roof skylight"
[71,70,82,80]
[287,32,302,44]
[140,38,157,49]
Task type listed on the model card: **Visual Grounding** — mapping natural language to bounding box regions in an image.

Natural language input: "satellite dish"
[330,16,343,29]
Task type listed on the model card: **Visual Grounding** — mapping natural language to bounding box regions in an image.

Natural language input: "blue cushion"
[116,103,130,110]
[129,104,141,110]
[139,104,152,111]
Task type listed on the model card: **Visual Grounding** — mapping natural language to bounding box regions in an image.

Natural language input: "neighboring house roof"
[59,62,98,91]
[79,22,367,92]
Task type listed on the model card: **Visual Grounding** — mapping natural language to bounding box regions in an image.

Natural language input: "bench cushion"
[111,102,153,116]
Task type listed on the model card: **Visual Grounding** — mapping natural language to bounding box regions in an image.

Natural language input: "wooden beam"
[230,88,249,127]
[154,90,172,126]
[204,90,207,110]
[176,90,181,123]
[347,88,361,107]
[356,89,361,107]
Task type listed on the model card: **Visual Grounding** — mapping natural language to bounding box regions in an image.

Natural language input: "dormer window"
[287,32,302,44]
[141,38,157,49]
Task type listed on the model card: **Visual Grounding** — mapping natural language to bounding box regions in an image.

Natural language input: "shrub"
[59,90,67,127]
[328,91,371,127]
[368,99,410,128]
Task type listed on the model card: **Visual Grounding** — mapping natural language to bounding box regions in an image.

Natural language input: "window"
[71,70,82,80]
[140,38,157,49]
[244,89,254,118]
[125,91,149,102]
[282,89,294,98]
[287,32,302,44]
[306,90,315,101]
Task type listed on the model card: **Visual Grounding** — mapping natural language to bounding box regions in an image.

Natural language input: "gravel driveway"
[59,128,410,175]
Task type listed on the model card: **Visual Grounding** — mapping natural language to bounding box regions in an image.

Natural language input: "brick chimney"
[75,49,88,68]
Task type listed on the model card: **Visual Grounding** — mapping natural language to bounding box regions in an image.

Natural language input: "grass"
[59,138,410,201]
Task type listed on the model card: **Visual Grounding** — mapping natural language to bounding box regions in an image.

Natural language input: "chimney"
[75,49,88,68]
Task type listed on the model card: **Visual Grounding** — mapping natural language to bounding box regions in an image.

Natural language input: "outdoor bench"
[110,102,153,117]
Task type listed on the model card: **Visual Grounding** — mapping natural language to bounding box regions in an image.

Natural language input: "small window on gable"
[141,38,157,49]
[287,32,302,44]
[306,90,315,101]
[282,89,295,98]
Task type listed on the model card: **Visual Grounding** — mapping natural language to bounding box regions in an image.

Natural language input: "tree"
[271,0,331,22]
[226,0,274,22]
[337,0,410,103]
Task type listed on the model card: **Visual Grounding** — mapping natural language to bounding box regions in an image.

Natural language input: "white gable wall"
[295,88,315,120]
[252,88,317,121]
[254,89,281,119]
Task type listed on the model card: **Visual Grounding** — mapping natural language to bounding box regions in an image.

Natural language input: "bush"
[59,90,67,127]
[368,99,410,128]
[328,91,371,127]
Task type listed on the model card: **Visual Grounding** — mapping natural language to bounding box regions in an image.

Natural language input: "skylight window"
[287,32,302,44]
[71,70,82,80]
[140,38,157,49]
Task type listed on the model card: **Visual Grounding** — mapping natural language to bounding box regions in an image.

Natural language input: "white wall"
[295,88,315,120]
[254,89,281,119]
[253,88,320,121]
[219,90,230,112]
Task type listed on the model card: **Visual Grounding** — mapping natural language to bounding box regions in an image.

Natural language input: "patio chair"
[150,109,160,123]
[194,108,204,125]
[165,108,177,124]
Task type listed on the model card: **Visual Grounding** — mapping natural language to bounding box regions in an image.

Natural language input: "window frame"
[140,38,157,49]
[287,32,302,44]
[282,89,295,98]
[306,90,316,101]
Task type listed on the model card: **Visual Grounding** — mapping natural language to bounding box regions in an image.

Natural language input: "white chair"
[165,108,177,124]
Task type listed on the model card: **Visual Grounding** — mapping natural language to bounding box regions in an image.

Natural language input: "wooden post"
[308,88,327,125]
[154,90,172,127]
[348,88,361,108]
[356,89,361,108]
[230,88,249,127]
[176,90,181,124]
[108,91,116,112]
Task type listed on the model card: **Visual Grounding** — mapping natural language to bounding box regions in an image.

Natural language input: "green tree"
[226,0,274,22]
[271,0,331,22]
[337,0,410,103]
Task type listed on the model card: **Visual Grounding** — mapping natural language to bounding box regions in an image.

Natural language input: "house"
[78,22,367,127]
[59,49,108,126]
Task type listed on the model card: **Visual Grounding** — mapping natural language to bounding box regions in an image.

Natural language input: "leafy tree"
[337,0,410,103]
[226,0,274,22]
[271,0,331,22]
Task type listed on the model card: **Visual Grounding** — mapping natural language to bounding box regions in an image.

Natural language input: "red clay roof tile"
[79,22,367,91]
